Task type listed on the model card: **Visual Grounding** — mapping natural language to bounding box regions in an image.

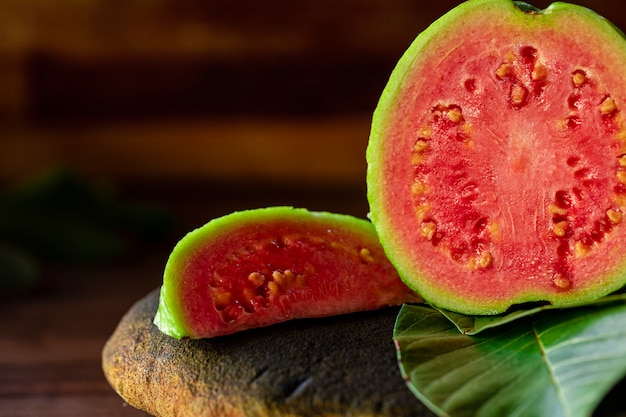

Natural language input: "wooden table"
[0,184,371,417]
[0,253,161,417]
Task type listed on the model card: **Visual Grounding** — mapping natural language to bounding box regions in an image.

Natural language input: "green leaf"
[435,291,626,335]
[394,303,626,417]
[0,168,173,264]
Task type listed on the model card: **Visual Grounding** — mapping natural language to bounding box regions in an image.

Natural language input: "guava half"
[367,0,626,315]
[154,207,419,339]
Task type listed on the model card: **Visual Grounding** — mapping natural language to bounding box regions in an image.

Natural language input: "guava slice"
[367,0,626,315]
[154,207,419,339]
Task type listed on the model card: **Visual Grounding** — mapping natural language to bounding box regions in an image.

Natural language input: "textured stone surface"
[102,289,432,417]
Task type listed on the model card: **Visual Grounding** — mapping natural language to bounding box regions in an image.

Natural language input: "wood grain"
[1,0,623,187]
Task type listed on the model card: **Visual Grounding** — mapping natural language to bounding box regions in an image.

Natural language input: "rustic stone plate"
[102,289,430,417]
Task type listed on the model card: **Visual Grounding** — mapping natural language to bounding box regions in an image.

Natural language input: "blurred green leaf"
[0,168,173,292]
[0,241,39,295]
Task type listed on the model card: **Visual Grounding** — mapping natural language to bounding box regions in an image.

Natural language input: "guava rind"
[367,0,626,314]
[154,206,419,339]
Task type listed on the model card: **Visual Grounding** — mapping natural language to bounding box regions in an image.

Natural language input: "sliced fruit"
[367,0,626,314]
[154,207,419,339]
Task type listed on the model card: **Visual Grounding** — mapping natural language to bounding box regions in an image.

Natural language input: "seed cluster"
[495,46,547,109]
[407,44,626,287]
[564,68,619,132]
[410,102,493,271]
[547,63,626,289]
[209,240,376,323]
[549,186,623,290]
[212,268,307,322]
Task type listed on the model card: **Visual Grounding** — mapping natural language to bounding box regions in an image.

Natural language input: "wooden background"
[2,1,626,416]
[0,0,624,189]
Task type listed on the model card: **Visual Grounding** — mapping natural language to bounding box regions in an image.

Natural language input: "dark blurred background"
[0,0,624,284]
[2,2,626,416]
[0,0,623,192]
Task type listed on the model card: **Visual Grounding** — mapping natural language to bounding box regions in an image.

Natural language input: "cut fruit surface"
[367,0,626,314]
[154,207,419,339]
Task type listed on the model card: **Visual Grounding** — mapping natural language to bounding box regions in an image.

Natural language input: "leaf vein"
[433,334,537,407]
[532,323,571,417]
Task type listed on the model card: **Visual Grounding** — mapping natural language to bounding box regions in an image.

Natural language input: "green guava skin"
[154,207,419,339]
[367,0,626,315]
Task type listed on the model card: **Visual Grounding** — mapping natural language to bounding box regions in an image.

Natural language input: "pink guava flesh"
[367,0,626,314]
[154,207,420,339]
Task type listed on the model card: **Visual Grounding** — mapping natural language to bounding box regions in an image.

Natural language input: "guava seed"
[421,221,437,241]
[248,272,265,287]
[553,221,569,237]
[411,180,428,195]
[574,242,589,258]
[510,83,529,108]
[572,70,587,87]
[414,204,431,222]
[531,61,548,81]
[271,270,288,288]
[419,126,433,138]
[267,281,280,298]
[411,153,424,165]
[553,274,572,289]
[414,139,429,152]
[448,107,464,123]
[477,251,492,269]
[549,203,568,216]
[600,96,617,115]
[242,288,257,313]
[607,208,623,224]
[359,248,375,263]
[496,63,511,79]
[213,290,232,310]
